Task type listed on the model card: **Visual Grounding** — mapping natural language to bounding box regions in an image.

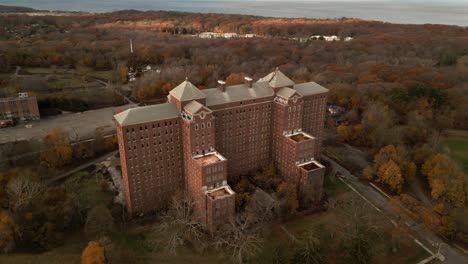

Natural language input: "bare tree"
[332,195,384,264]
[291,230,324,264]
[6,175,43,212]
[214,218,263,264]
[150,192,206,255]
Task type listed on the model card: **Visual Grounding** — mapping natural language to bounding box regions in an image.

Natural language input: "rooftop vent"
[244,77,253,88]
[218,80,226,92]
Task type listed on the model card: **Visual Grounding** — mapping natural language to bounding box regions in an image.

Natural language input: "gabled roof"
[114,102,180,126]
[293,82,329,96]
[258,69,295,88]
[202,82,274,106]
[184,100,211,115]
[277,87,300,99]
[169,79,206,101]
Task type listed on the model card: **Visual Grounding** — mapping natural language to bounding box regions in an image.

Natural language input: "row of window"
[125,120,179,133]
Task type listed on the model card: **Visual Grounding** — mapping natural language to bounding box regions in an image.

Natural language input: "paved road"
[14,66,21,76]
[45,150,118,185]
[322,155,468,264]
[92,78,137,105]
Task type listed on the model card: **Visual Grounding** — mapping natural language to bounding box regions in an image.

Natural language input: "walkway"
[45,150,118,185]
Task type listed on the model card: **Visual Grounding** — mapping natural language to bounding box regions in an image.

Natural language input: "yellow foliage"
[40,128,73,169]
[336,124,350,141]
[378,160,404,194]
[374,145,398,167]
[422,208,441,230]
[225,72,245,85]
[0,210,15,253]
[422,154,465,206]
[81,241,106,264]
[362,166,375,181]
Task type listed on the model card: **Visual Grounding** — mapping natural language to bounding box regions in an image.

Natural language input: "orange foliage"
[81,241,106,264]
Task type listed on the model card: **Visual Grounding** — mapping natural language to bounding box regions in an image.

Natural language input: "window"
[207,122,211,128]
[195,124,199,130]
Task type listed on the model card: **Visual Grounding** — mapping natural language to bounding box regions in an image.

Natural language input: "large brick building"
[115,69,328,229]
[0,93,40,127]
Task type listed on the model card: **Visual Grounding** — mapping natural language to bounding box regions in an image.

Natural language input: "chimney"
[244,77,253,88]
[217,80,226,92]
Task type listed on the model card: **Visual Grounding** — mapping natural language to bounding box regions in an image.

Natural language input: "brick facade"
[0,93,40,123]
[115,69,328,230]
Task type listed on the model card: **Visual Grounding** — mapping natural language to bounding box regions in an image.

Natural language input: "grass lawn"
[0,72,13,80]
[0,232,86,264]
[47,75,85,88]
[24,67,71,75]
[89,70,114,81]
[443,132,468,174]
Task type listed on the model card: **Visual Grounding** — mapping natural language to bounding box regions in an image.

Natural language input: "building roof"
[169,79,206,101]
[202,82,274,106]
[277,87,299,99]
[293,82,329,96]
[114,102,180,126]
[184,100,210,115]
[258,69,295,88]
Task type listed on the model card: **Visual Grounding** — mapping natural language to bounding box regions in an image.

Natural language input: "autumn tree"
[0,210,16,253]
[116,62,128,84]
[94,127,106,154]
[363,145,414,193]
[421,154,465,207]
[253,163,282,192]
[225,72,245,85]
[16,186,77,250]
[81,241,106,264]
[377,160,404,193]
[41,128,73,169]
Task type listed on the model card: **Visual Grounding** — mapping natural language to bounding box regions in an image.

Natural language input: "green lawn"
[0,232,86,264]
[25,67,70,74]
[443,133,468,174]
[89,71,114,81]
[0,72,13,80]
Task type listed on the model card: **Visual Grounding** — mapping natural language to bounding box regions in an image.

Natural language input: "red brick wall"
[117,117,183,216]
[302,94,327,158]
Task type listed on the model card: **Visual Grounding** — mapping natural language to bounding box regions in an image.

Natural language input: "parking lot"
[0,104,134,143]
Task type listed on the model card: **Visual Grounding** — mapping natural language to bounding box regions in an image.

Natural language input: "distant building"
[0,93,40,126]
[114,69,328,230]
[327,105,345,116]
[309,35,353,42]
[198,32,240,39]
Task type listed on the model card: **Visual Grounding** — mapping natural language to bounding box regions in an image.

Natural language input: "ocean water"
[1,0,467,26]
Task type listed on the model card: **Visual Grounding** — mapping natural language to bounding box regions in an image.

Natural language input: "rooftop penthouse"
[288,131,314,143]
[298,160,325,172]
[193,151,226,166]
[206,186,235,200]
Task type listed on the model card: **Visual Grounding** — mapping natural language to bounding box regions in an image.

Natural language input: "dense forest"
[0,9,467,262]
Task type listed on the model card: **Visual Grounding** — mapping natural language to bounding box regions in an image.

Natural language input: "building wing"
[114,102,180,126]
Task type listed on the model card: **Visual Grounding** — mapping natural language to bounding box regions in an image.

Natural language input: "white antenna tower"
[130,39,134,54]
